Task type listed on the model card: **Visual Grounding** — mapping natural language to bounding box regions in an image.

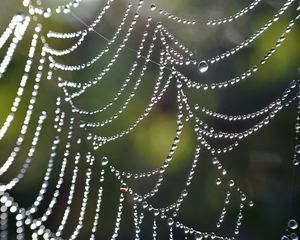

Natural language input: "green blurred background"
[0,0,299,239]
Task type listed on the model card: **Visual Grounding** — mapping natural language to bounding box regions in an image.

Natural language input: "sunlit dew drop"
[120,183,128,193]
[194,232,203,240]
[142,201,148,209]
[101,156,108,166]
[56,6,62,14]
[154,209,159,216]
[288,219,298,230]
[228,179,235,187]
[182,189,188,197]
[16,11,25,22]
[240,194,246,201]
[216,178,221,186]
[281,235,290,240]
[43,8,52,18]
[167,218,174,226]
[79,121,86,128]
[198,61,208,73]
[150,4,156,11]
[290,233,299,240]
[73,0,80,8]
[35,24,42,33]
[295,145,300,154]
[63,6,71,14]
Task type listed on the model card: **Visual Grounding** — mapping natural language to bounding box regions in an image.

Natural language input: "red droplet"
[120,183,128,193]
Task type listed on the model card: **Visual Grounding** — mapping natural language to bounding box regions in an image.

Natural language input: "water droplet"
[35,24,42,33]
[290,233,299,240]
[182,189,188,197]
[228,179,235,187]
[120,183,128,193]
[240,194,246,201]
[295,145,300,154]
[150,4,156,11]
[288,219,298,230]
[63,6,70,14]
[249,201,254,207]
[16,12,25,22]
[216,178,221,185]
[195,232,203,240]
[142,201,148,208]
[43,8,52,18]
[101,157,108,166]
[168,218,174,226]
[281,235,290,240]
[293,159,299,166]
[73,0,80,8]
[198,61,208,73]
[79,121,85,128]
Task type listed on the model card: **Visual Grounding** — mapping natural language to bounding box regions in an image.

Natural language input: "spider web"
[0,0,299,239]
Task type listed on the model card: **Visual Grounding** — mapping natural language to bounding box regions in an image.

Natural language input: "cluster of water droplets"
[153,0,262,26]
[282,219,299,240]
[22,0,82,18]
[0,0,298,239]
[293,84,300,166]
